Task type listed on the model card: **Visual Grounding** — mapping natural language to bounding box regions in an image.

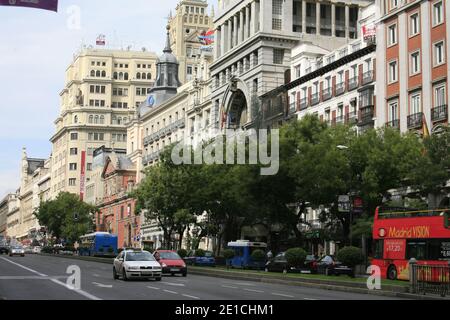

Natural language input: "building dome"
[157,26,179,64]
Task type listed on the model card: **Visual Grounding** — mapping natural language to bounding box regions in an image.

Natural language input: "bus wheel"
[387,265,397,280]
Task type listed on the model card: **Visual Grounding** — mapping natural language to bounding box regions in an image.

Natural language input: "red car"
[153,250,187,277]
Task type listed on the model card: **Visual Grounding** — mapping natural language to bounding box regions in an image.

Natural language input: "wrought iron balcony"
[407,112,424,129]
[348,77,359,91]
[362,70,374,85]
[358,106,374,126]
[335,115,344,124]
[289,102,297,115]
[431,104,448,122]
[345,111,358,125]
[143,119,185,146]
[335,82,345,96]
[386,119,400,129]
[322,87,332,101]
[311,93,320,106]
[142,151,161,166]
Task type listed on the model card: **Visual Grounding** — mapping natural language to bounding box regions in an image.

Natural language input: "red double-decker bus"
[372,207,450,280]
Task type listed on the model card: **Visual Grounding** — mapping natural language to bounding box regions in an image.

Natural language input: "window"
[272,0,282,15]
[87,163,92,171]
[388,60,398,83]
[390,0,398,9]
[410,51,421,75]
[69,163,77,171]
[273,49,284,65]
[409,12,420,36]
[388,100,398,121]
[434,85,446,107]
[406,241,427,260]
[70,133,78,140]
[88,132,104,141]
[70,148,78,155]
[433,1,443,26]
[294,65,301,78]
[68,178,76,186]
[410,93,421,114]
[434,41,445,66]
[388,24,397,46]
[272,18,282,30]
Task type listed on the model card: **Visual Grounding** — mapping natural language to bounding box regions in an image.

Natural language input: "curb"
[38,254,449,300]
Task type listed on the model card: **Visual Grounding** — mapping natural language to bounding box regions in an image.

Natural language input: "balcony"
[345,111,358,125]
[299,98,308,111]
[310,93,320,106]
[335,82,345,96]
[142,151,161,166]
[431,104,448,122]
[143,119,185,146]
[289,102,297,115]
[358,106,374,126]
[335,115,344,125]
[322,87,332,101]
[385,119,400,129]
[407,112,423,129]
[362,70,374,85]
[348,77,359,91]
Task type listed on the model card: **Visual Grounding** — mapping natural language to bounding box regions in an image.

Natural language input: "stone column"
[251,1,257,35]
[221,23,227,55]
[215,27,221,59]
[239,10,245,43]
[245,5,250,39]
[227,19,233,51]
[331,3,336,37]
[316,1,321,35]
[233,14,239,47]
[302,0,306,34]
[283,0,293,33]
[345,5,350,39]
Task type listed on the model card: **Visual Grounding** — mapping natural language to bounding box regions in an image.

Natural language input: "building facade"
[50,48,158,200]
[375,0,450,133]
[168,0,214,84]
[211,0,371,133]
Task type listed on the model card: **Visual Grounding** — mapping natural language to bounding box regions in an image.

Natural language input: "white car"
[9,246,25,257]
[32,246,42,254]
[113,249,162,281]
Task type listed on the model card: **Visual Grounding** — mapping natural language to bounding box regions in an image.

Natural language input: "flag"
[96,34,106,46]
[0,0,58,12]
[198,30,215,45]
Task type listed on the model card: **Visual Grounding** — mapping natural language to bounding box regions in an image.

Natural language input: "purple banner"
[0,0,58,12]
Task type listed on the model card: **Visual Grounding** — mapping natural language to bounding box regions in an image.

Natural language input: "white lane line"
[0,276,68,280]
[243,288,264,293]
[304,298,318,300]
[92,282,113,288]
[182,294,201,300]
[163,282,185,287]
[221,285,239,289]
[271,293,295,298]
[0,257,101,300]
[163,289,178,294]
[147,286,160,290]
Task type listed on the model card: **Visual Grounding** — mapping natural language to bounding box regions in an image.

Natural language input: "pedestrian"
[266,250,273,260]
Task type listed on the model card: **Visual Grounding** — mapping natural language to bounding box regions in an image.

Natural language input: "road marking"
[221,285,238,289]
[163,282,185,287]
[163,289,178,294]
[182,294,200,300]
[303,298,318,300]
[0,257,101,300]
[147,286,160,290]
[92,282,113,288]
[92,274,100,277]
[243,288,264,293]
[271,293,295,298]
[0,276,68,280]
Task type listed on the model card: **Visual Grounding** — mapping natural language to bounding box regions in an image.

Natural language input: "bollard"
[409,258,418,294]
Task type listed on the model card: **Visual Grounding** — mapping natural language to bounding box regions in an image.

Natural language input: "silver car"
[113,249,162,281]
[9,246,25,257]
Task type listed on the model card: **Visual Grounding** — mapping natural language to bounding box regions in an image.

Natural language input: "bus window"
[373,240,384,259]
[406,241,427,260]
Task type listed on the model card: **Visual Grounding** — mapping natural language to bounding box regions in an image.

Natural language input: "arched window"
[118,117,122,125]
[101,70,106,77]
[124,73,129,80]
[94,115,99,124]
[100,115,105,124]
[136,73,141,79]
[119,72,124,80]
[90,70,95,77]
[147,73,151,79]
[89,115,93,123]
[74,115,78,123]
[113,72,118,80]
[96,70,100,77]
[142,73,147,80]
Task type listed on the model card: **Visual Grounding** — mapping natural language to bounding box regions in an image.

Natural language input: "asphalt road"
[0,254,406,300]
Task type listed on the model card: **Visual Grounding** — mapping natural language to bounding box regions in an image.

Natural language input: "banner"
[80,151,86,201]
[0,0,58,12]
[362,23,376,41]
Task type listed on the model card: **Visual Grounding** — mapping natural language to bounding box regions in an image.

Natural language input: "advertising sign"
[383,239,406,260]
[362,23,376,41]
[80,151,86,201]
[0,0,58,12]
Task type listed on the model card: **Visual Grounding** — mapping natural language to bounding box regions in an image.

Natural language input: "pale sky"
[0,0,217,198]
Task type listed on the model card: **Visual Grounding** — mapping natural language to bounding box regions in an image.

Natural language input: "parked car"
[23,246,34,254]
[0,242,9,255]
[184,250,216,267]
[9,245,25,257]
[153,250,187,277]
[265,252,318,273]
[113,249,162,281]
[316,255,354,277]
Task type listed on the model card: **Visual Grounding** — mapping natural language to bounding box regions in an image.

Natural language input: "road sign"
[338,195,351,213]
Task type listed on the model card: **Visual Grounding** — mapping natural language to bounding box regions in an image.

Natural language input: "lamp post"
[336,145,353,245]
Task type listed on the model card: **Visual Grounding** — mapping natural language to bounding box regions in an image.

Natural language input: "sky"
[0,0,217,198]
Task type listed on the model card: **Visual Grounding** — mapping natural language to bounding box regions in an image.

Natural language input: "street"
[0,254,405,300]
